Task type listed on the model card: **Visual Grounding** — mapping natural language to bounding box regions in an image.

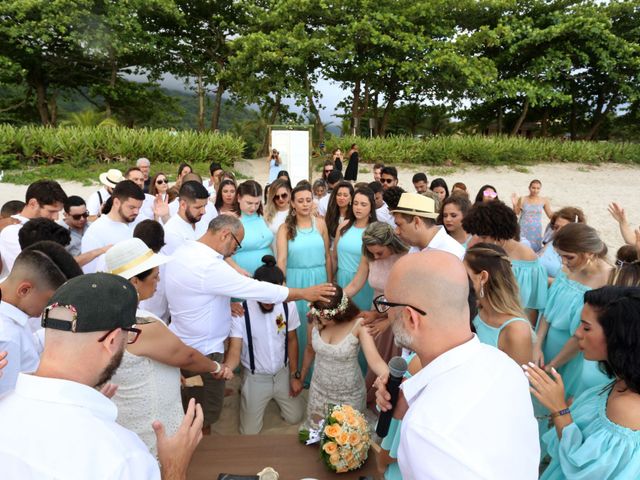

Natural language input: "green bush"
[325,135,640,166]
[0,124,245,170]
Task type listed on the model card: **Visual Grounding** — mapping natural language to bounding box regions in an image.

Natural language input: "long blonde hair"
[264,179,291,223]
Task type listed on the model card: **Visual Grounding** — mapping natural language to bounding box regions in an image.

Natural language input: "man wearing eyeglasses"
[0,273,204,479]
[59,195,90,257]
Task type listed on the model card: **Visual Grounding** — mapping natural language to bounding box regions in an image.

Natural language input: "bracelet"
[212,361,222,374]
[550,408,571,418]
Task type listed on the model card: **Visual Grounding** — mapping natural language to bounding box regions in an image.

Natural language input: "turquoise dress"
[336,225,374,311]
[232,213,274,275]
[541,385,640,479]
[472,314,531,350]
[381,352,416,480]
[286,220,328,372]
[512,258,548,310]
[538,245,562,278]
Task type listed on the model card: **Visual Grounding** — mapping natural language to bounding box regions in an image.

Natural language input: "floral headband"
[309,292,349,319]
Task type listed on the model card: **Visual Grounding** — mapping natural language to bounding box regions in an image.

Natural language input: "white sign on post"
[270,127,311,185]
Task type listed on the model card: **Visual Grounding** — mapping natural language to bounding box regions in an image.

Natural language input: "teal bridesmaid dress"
[232,213,274,275]
[336,225,374,311]
[472,315,531,350]
[512,258,548,311]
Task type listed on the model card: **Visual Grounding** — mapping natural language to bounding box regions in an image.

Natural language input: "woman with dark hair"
[276,170,291,190]
[474,184,499,205]
[439,194,472,247]
[538,207,586,280]
[333,187,378,312]
[167,163,193,203]
[324,181,354,240]
[299,284,388,430]
[429,178,449,202]
[525,286,640,479]
[148,172,169,201]
[214,179,237,215]
[344,143,359,181]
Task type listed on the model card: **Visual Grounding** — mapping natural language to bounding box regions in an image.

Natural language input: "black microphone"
[376,356,408,438]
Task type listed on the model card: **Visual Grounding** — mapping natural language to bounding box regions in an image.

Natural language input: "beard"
[392,318,414,350]
[118,206,136,224]
[258,302,275,314]
[95,343,125,388]
[185,208,202,225]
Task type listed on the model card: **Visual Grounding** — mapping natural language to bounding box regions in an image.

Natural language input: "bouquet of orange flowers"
[319,404,371,473]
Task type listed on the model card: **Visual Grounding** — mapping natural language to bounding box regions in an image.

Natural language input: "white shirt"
[267,210,288,255]
[230,300,300,375]
[423,226,466,260]
[0,214,29,280]
[163,214,199,255]
[0,301,40,395]
[86,187,110,216]
[81,215,134,273]
[376,202,396,228]
[135,193,157,225]
[168,201,217,239]
[398,336,539,480]
[317,192,331,217]
[0,373,160,479]
[165,242,289,355]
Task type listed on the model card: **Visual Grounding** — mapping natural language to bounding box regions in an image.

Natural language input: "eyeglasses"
[373,294,426,315]
[230,231,242,252]
[380,177,395,184]
[70,212,89,220]
[156,179,168,185]
[324,169,333,174]
[483,190,498,198]
[274,193,289,201]
[97,326,142,345]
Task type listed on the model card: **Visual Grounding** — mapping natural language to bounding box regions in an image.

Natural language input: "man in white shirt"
[87,168,124,220]
[369,181,395,227]
[391,192,465,260]
[163,181,210,255]
[225,258,304,434]
[137,157,151,193]
[0,272,203,480]
[0,248,68,394]
[0,180,67,280]
[317,170,343,217]
[81,180,145,273]
[375,251,539,479]
[125,167,169,225]
[165,214,334,431]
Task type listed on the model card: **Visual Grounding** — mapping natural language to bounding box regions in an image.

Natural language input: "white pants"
[239,365,305,435]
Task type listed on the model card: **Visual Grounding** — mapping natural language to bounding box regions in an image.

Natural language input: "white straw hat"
[99,168,125,188]
[105,238,172,279]
[390,192,439,219]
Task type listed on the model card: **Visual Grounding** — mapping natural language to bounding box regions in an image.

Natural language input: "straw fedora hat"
[99,168,125,188]
[105,238,172,280]
[390,192,439,219]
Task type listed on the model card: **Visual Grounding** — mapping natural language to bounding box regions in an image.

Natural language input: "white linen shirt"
[165,241,289,355]
[398,335,539,480]
[86,187,110,216]
[163,214,199,255]
[423,225,466,260]
[0,214,29,280]
[230,300,300,375]
[0,373,160,479]
[0,301,39,395]
[81,215,134,273]
[317,192,331,217]
[376,202,396,228]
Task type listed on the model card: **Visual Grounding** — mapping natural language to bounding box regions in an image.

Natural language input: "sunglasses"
[483,190,498,198]
[70,212,89,220]
[324,169,333,174]
[274,193,289,201]
[380,178,395,184]
[156,179,168,185]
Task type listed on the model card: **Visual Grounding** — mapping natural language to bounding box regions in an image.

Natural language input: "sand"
[1,160,638,434]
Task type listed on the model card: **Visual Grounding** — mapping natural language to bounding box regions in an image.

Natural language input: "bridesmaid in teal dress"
[333,187,377,311]
[230,180,273,275]
[276,184,332,373]
[526,286,640,480]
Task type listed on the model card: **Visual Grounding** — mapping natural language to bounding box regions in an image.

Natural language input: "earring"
[291,209,296,217]
[479,285,485,298]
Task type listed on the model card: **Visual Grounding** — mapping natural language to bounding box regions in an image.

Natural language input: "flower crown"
[309,292,349,319]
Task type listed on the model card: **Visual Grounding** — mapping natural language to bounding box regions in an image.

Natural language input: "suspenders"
[242,301,289,375]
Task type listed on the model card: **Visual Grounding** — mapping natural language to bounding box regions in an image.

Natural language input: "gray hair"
[208,214,242,234]
[362,221,409,260]
[136,157,150,167]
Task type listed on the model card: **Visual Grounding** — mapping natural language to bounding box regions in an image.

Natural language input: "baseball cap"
[41,273,138,333]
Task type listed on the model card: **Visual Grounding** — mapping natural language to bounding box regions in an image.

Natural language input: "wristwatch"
[292,370,301,379]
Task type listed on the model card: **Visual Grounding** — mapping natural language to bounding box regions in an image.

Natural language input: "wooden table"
[188,434,377,479]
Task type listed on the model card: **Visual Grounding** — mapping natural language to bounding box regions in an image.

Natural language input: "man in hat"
[136,157,152,193]
[0,180,67,280]
[0,273,204,479]
[87,168,124,221]
[391,192,465,260]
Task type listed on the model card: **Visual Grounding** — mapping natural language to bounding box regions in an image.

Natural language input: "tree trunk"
[34,81,51,126]
[510,97,529,136]
[48,92,57,127]
[210,81,225,132]
[583,93,616,141]
[105,56,117,118]
[261,94,282,156]
[497,104,503,135]
[350,79,361,136]
[378,90,398,137]
[570,94,577,141]
[196,74,205,132]
[541,108,549,137]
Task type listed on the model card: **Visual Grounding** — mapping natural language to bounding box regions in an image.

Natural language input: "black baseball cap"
[41,273,138,333]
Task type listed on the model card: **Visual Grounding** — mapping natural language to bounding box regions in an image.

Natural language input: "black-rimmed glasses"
[373,294,426,315]
[98,326,142,345]
[230,232,242,252]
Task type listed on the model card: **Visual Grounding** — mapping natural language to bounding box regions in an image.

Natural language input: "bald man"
[375,251,539,479]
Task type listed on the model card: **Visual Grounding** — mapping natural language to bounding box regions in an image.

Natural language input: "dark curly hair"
[325,181,354,239]
[310,283,360,326]
[429,178,449,198]
[339,187,377,236]
[437,193,471,227]
[382,186,405,210]
[584,286,640,393]
[19,218,71,249]
[462,201,517,240]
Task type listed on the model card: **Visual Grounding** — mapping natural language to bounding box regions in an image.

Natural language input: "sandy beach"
[2,160,638,435]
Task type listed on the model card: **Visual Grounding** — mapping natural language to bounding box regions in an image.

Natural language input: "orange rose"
[348,432,361,445]
[343,450,354,463]
[324,424,342,438]
[342,405,355,415]
[329,452,341,466]
[336,431,350,445]
[346,414,359,427]
[323,441,338,455]
[332,410,346,423]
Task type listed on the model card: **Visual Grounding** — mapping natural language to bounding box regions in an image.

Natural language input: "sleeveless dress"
[302,319,366,430]
[519,202,544,252]
[336,226,374,311]
[111,311,182,457]
[381,352,416,480]
[472,315,532,351]
[345,151,359,181]
[512,258,548,311]
[541,385,640,480]
[267,210,288,256]
[286,219,328,372]
[233,213,274,275]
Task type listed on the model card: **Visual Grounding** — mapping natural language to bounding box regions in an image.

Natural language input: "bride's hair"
[309,283,360,325]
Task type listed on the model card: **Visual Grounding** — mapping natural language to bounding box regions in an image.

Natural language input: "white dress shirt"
[423,226,466,260]
[165,241,289,355]
[398,335,539,480]
[230,300,300,375]
[0,373,159,479]
[0,301,40,395]
[376,202,396,228]
[163,214,199,255]
[86,187,110,216]
[317,192,331,217]
[81,215,134,273]
[0,214,29,280]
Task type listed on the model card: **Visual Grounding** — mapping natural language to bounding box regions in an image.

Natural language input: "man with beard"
[374,251,539,480]
[125,167,169,225]
[163,181,210,255]
[0,273,204,479]
[81,180,145,273]
[224,255,304,434]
